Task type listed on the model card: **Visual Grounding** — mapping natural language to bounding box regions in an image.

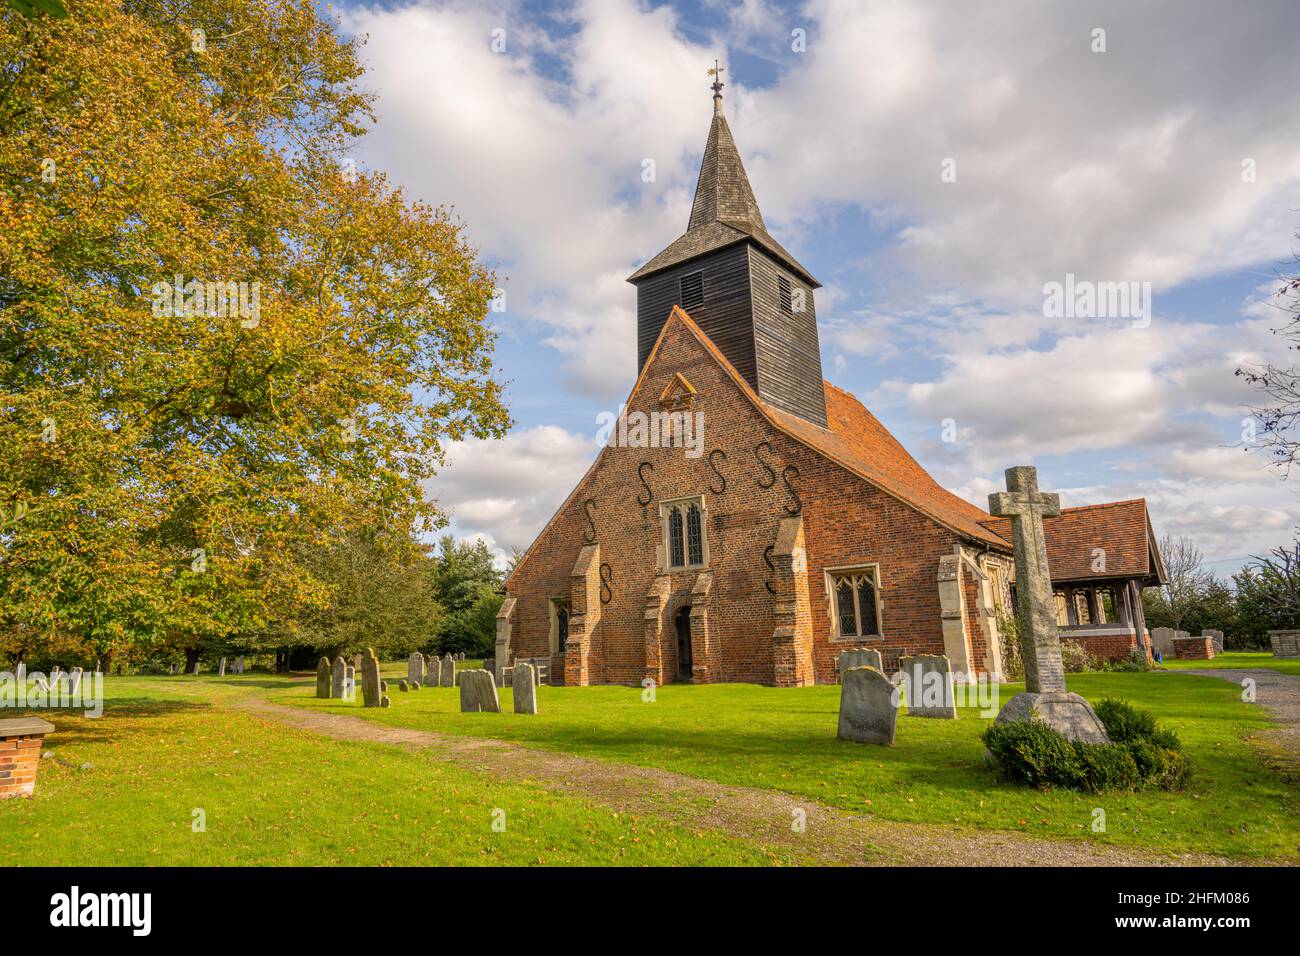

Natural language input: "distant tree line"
[1142,535,1300,648]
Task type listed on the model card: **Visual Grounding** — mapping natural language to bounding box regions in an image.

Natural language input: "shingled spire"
[628,64,828,428]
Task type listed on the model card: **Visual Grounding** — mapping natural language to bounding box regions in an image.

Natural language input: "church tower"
[628,65,828,428]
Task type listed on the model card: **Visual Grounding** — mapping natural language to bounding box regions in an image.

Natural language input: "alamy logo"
[595,404,705,459]
[50,886,151,936]
[151,274,261,328]
[1042,273,1152,327]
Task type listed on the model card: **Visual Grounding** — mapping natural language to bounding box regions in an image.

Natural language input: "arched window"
[556,606,569,652]
[686,503,703,565]
[668,506,685,567]
[660,496,708,570]
[829,567,882,639]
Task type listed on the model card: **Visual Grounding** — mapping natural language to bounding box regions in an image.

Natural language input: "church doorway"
[674,606,693,682]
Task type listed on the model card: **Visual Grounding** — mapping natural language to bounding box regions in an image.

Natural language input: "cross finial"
[707,59,725,113]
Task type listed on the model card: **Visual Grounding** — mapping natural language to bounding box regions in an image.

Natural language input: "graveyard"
[1,654,1295,866]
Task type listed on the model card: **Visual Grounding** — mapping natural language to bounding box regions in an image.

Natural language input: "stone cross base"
[994,692,1109,745]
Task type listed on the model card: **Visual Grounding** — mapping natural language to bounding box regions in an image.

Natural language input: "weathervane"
[708,58,725,112]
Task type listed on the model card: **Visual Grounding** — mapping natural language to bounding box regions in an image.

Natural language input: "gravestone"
[68,668,83,694]
[1269,629,1300,658]
[15,662,24,683]
[513,662,538,714]
[343,664,356,701]
[837,666,897,744]
[458,670,501,713]
[331,657,347,699]
[192,660,201,676]
[989,466,1109,744]
[426,657,441,687]
[1202,629,1225,654]
[168,664,176,675]
[218,657,227,677]
[439,655,455,687]
[900,654,957,718]
[316,657,332,698]
[399,679,409,692]
[1149,627,1177,658]
[234,656,245,675]
[838,649,882,681]
[361,649,382,708]
[408,652,425,687]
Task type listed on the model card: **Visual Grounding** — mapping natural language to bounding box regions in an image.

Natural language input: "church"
[497,75,1167,687]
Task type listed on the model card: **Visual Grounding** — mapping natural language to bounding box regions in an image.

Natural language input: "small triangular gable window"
[658,372,698,410]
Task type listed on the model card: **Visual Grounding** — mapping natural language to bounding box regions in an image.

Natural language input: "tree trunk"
[184,646,200,671]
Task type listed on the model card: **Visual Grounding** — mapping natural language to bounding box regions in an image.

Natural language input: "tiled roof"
[981,499,1166,584]
[627,106,818,286]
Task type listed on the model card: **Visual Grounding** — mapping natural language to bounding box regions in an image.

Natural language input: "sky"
[329,0,1300,576]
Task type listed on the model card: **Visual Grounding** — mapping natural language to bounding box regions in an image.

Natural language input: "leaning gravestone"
[68,668,83,695]
[838,649,882,681]
[1203,629,1225,654]
[331,656,347,699]
[408,652,425,687]
[513,662,539,715]
[901,654,957,718]
[361,649,382,708]
[988,466,1109,744]
[837,666,897,745]
[316,657,332,698]
[218,657,227,677]
[458,669,501,713]
[439,655,455,687]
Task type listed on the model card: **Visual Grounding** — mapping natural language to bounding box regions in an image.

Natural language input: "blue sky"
[329,0,1300,575]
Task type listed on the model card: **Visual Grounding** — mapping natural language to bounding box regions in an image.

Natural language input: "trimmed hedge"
[983,698,1190,792]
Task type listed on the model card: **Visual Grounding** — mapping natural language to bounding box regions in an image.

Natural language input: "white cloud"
[425,424,596,555]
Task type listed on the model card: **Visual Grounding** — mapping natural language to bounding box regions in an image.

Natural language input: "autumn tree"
[0,0,509,664]
[1144,534,1214,632]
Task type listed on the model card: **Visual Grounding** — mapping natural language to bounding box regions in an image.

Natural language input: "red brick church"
[498,77,1166,687]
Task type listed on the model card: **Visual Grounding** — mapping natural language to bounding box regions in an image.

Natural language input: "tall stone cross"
[988,465,1066,694]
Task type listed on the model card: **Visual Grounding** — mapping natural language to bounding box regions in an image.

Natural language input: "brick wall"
[507,318,1005,686]
[1061,631,1141,662]
[0,721,52,799]
[1172,636,1215,660]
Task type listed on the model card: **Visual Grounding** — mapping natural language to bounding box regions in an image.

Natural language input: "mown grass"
[1160,650,1300,677]
[289,666,1300,861]
[0,676,795,866]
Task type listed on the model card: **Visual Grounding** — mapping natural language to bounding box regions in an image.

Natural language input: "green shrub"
[983,719,1082,789]
[983,699,1190,793]
[1094,697,1158,742]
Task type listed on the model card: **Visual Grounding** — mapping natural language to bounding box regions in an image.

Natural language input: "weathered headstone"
[361,648,382,707]
[68,668,83,694]
[316,657,332,698]
[1270,629,1300,658]
[1150,627,1177,658]
[426,657,441,687]
[837,666,897,744]
[439,654,455,687]
[331,656,347,698]
[168,664,176,675]
[989,466,1108,744]
[218,657,227,677]
[343,664,356,701]
[399,679,409,692]
[513,662,538,714]
[1202,629,1225,654]
[408,652,425,687]
[838,649,882,680]
[900,654,957,718]
[192,660,201,676]
[458,669,501,713]
[234,656,245,675]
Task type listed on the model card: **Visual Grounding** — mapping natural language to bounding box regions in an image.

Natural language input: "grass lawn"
[289,666,1300,862]
[1160,650,1300,677]
[0,676,795,866]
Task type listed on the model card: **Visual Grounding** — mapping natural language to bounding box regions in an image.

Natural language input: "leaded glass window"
[668,506,685,567]
[686,504,703,565]
[830,568,881,639]
[662,497,707,570]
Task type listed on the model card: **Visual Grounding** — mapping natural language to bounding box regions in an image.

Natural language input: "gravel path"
[1175,668,1300,781]
[235,693,1249,867]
